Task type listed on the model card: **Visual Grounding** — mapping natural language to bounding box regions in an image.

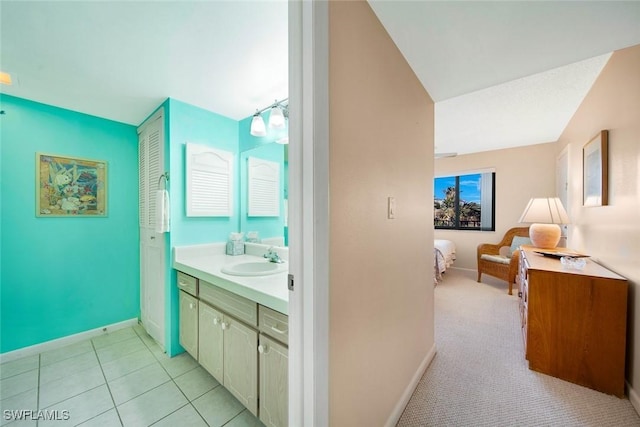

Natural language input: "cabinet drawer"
[200,280,258,327]
[177,271,198,296]
[259,305,289,345]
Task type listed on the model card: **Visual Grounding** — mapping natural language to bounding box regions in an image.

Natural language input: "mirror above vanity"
[238,113,289,247]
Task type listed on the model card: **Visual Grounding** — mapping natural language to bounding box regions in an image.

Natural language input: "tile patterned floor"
[0,325,265,427]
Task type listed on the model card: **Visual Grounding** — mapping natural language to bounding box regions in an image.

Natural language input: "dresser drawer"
[259,305,288,345]
[177,271,198,296]
[200,280,258,327]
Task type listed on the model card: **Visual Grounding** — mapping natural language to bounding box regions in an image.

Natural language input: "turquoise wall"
[165,98,239,355]
[238,116,286,243]
[0,95,286,357]
[168,99,240,245]
[0,95,139,353]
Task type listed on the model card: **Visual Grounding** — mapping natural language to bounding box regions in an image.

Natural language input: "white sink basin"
[221,261,287,277]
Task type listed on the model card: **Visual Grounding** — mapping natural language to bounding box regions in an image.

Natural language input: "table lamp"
[518,197,570,249]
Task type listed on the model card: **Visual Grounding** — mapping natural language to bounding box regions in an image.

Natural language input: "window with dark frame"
[434,172,495,231]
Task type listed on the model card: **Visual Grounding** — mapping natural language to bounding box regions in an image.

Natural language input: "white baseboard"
[385,343,438,427]
[0,318,139,364]
[627,381,640,416]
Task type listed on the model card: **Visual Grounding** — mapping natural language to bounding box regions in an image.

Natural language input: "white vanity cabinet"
[198,301,224,382]
[259,336,288,427]
[176,269,287,426]
[258,305,289,427]
[179,291,199,359]
[223,312,258,415]
[198,279,259,416]
[199,301,259,415]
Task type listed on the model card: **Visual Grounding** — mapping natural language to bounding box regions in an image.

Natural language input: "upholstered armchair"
[477,227,531,295]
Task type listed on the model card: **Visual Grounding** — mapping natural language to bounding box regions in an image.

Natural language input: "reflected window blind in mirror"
[186,142,233,217]
[248,157,280,217]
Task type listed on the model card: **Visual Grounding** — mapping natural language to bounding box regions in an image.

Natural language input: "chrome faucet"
[264,247,283,263]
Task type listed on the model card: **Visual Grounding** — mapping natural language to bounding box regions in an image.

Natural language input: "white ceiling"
[369,1,640,155]
[0,1,289,124]
[2,1,640,155]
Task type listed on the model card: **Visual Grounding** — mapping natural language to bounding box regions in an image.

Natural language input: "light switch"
[388,197,396,219]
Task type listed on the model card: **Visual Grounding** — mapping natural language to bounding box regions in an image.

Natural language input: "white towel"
[155,189,170,233]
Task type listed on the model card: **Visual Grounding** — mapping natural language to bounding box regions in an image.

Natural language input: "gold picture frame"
[583,130,608,207]
[36,153,108,217]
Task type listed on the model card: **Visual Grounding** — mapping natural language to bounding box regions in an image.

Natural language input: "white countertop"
[173,243,289,314]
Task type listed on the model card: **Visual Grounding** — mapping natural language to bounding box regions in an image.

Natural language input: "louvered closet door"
[138,110,165,347]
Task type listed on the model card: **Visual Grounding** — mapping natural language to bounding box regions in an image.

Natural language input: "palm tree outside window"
[434,172,495,231]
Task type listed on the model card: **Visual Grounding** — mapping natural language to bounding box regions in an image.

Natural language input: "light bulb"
[268,105,285,129]
[250,112,266,137]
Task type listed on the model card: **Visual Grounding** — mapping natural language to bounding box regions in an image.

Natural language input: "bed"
[434,239,457,283]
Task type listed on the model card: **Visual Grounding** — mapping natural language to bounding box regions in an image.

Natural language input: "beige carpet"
[397,268,640,427]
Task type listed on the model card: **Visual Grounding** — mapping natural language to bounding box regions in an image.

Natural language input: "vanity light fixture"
[249,98,288,137]
[269,104,285,129]
[250,110,267,137]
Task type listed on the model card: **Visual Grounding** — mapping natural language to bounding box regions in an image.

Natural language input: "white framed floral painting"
[36,153,107,217]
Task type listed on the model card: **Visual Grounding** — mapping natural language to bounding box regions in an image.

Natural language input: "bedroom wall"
[555,44,640,410]
[329,1,435,425]
[434,142,557,271]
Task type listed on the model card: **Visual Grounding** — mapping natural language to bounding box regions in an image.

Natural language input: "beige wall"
[435,142,557,270]
[329,1,435,425]
[556,45,640,401]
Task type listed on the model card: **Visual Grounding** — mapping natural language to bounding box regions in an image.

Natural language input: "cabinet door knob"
[258,344,269,354]
[213,318,219,325]
[189,303,195,309]
[221,321,229,330]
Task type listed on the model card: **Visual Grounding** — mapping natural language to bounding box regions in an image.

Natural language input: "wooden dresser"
[517,246,628,396]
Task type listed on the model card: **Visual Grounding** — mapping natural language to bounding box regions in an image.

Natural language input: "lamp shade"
[518,197,570,224]
[268,105,285,129]
[250,112,266,137]
[519,197,570,249]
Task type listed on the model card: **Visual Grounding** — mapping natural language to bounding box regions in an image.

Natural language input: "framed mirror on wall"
[239,142,289,246]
